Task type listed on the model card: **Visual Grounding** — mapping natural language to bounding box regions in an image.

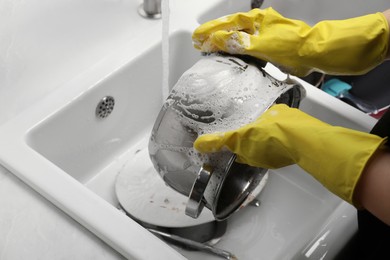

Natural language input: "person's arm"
[354,148,390,225]
[194,105,388,223]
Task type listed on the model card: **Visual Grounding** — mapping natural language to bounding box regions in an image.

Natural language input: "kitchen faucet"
[251,0,264,9]
[138,0,262,20]
[138,0,162,19]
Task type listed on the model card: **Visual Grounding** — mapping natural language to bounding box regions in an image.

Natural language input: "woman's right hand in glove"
[194,104,386,206]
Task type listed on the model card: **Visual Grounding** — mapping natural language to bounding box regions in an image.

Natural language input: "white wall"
[0,0,140,125]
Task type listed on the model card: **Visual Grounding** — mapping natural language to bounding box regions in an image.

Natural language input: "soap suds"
[224,32,250,54]
[149,55,292,185]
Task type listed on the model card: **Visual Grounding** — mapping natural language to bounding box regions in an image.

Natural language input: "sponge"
[322,78,352,97]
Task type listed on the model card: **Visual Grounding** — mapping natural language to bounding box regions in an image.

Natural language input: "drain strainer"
[96,96,115,119]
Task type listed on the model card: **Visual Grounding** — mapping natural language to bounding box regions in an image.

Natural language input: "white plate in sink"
[115,146,215,228]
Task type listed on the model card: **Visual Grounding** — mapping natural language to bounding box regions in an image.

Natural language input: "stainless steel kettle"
[149,54,305,220]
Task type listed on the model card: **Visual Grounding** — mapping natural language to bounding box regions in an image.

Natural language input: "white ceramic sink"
[0,30,378,259]
[0,1,381,259]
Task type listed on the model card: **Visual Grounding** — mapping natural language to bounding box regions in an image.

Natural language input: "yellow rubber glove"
[194,104,386,205]
[193,8,389,76]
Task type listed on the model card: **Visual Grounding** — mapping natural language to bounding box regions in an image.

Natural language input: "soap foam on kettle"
[149,55,292,189]
[167,55,288,135]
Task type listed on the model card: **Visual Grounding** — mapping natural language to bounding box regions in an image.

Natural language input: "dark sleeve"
[370,109,390,143]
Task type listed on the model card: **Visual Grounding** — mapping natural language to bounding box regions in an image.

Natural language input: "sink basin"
[0,29,378,259]
[199,0,390,25]
[0,1,381,259]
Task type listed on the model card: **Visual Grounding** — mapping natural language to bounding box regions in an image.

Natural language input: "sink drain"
[96,96,115,119]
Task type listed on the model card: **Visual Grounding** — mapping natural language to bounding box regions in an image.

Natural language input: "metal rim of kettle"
[211,161,268,220]
[185,155,236,219]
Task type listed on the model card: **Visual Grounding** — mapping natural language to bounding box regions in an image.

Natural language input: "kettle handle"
[185,167,212,218]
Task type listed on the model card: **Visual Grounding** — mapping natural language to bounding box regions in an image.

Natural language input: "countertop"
[0,164,124,260]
